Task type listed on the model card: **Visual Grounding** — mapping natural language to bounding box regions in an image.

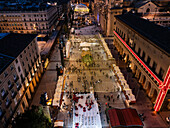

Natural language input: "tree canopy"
[13,106,52,128]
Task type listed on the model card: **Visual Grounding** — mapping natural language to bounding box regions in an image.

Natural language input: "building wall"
[137,2,158,14]
[113,18,170,107]
[0,38,43,128]
[0,6,62,34]
[93,0,123,36]
[142,13,170,27]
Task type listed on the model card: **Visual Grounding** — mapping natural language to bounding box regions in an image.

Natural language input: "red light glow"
[113,31,170,111]
[113,31,162,85]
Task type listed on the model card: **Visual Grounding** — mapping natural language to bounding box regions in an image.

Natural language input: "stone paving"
[57,30,126,127]
[31,15,170,128]
[31,44,61,106]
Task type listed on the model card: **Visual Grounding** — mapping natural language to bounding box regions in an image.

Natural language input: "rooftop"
[0,33,37,74]
[0,53,14,74]
[116,13,170,54]
[106,108,143,127]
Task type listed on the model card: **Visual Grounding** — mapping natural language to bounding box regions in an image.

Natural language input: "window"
[142,51,145,61]
[16,82,20,89]
[20,54,22,58]
[8,80,11,86]
[22,62,24,66]
[22,102,25,108]
[1,89,5,97]
[152,61,157,72]
[15,59,18,63]
[26,57,28,61]
[13,74,17,80]
[28,46,29,49]
[159,68,164,80]
[18,66,21,72]
[24,50,26,53]
[5,97,10,106]
[10,66,14,70]
[138,48,141,56]
[146,56,151,65]
[4,72,8,77]
[0,108,2,116]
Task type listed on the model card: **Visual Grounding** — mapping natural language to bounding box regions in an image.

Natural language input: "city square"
[0,0,170,128]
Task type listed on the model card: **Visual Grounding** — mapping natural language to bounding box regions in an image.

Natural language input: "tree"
[13,106,52,128]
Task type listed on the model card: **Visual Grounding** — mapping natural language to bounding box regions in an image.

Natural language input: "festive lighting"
[113,31,162,85]
[114,31,170,112]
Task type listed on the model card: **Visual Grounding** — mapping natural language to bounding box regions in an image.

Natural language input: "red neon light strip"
[162,67,170,88]
[154,90,165,111]
[113,31,162,85]
[154,67,170,111]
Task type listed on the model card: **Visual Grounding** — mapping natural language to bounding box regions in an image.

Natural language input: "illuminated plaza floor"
[59,34,125,127]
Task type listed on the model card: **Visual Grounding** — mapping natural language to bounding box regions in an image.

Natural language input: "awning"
[106,108,143,127]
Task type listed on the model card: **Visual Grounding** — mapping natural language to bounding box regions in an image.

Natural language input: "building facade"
[0,33,43,128]
[141,12,170,27]
[113,13,170,111]
[93,0,123,36]
[0,5,62,34]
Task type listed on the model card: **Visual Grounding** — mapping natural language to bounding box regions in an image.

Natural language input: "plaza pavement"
[57,31,126,127]
[31,44,61,106]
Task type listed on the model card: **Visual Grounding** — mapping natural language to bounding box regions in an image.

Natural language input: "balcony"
[11,92,17,99]
[8,83,14,90]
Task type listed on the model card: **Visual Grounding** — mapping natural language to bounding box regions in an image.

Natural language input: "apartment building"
[0,33,43,128]
[93,0,123,36]
[113,13,170,111]
[0,4,62,34]
[142,12,170,27]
